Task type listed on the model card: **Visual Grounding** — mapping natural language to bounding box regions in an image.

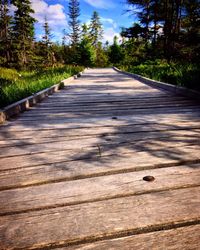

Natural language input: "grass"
[121,60,200,92]
[0,65,84,108]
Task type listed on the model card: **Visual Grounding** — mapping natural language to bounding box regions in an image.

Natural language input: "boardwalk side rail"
[113,67,200,101]
[0,71,84,124]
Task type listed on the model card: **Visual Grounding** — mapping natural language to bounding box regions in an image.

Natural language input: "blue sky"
[30,0,136,44]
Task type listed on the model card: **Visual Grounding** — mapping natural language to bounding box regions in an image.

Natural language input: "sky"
[30,0,137,44]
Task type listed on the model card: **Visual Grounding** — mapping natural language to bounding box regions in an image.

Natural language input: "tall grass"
[0,65,84,108]
[121,60,200,92]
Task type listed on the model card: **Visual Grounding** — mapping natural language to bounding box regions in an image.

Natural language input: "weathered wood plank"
[0,187,199,249]
[0,164,200,214]
[0,128,199,148]
[29,101,197,111]
[0,132,199,158]
[37,97,193,106]
[61,224,200,250]
[13,106,200,117]
[0,146,199,189]
[0,142,200,170]
[1,117,200,133]
[0,67,200,250]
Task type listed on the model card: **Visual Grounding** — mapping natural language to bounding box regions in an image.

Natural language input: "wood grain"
[0,68,200,249]
[62,224,200,250]
[0,187,200,249]
[0,164,200,214]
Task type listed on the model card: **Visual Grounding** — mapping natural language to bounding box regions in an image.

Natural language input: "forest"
[0,0,199,108]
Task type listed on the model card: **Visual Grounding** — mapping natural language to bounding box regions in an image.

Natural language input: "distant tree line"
[0,0,199,70]
[0,0,109,69]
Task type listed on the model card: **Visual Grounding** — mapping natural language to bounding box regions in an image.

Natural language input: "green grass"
[0,65,84,108]
[121,60,200,92]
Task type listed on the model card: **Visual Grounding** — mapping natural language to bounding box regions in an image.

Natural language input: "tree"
[0,0,12,65]
[127,0,151,42]
[68,0,80,46]
[109,36,124,64]
[78,23,96,67]
[42,17,54,66]
[12,0,36,68]
[121,23,146,39]
[95,42,108,67]
[89,11,103,47]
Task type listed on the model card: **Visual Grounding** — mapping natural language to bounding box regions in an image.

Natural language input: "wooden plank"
[0,131,199,158]
[0,145,199,189]
[0,116,200,134]
[14,106,200,116]
[41,95,187,105]
[61,224,200,250]
[0,128,199,148]
[30,101,197,111]
[0,187,199,249]
[0,164,200,214]
[0,142,199,170]
[38,97,191,106]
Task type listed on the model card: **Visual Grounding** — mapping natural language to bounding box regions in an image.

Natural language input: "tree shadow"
[0,68,200,190]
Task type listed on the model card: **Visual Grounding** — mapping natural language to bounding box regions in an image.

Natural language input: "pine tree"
[42,17,53,65]
[68,0,80,46]
[0,0,12,65]
[81,23,89,40]
[89,11,103,47]
[109,36,124,64]
[12,0,36,68]
[79,23,96,66]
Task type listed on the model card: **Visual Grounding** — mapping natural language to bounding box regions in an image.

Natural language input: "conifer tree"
[109,36,124,64]
[68,0,80,46]
[79,23,96,66]
[12,0,36,68]
[0,0,12,65]
[89,11,103,47]
[42,17,53,64]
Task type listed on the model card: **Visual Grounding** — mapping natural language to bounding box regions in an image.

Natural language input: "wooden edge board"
[113,67,200,100]
[0,70,85,124]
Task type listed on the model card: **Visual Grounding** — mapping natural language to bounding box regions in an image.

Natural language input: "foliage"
[95,42,108,67]
[0,0,12,66]
[125,0,200,61]
[79,38,96,67]
[68,0,80,46]
[41,17,54,67]
[108,36,124,65]
[12,0,36,68]
[121,60,200,91]
[89,11,103,47]
[0,65,84,108]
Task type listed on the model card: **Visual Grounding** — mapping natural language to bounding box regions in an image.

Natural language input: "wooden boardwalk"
[0,68,200,249]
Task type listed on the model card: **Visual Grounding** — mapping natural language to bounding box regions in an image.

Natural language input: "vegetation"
[0,0,199,108]
[121,61,200,91]
[0,65,83,108]
[119,0,200,90]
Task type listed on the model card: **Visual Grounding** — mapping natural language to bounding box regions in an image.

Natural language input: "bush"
[121,61,200,91]
[0,65,84,108]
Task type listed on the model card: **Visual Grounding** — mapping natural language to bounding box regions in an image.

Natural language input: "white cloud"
[31,0,67,27]
[103,27,120,44]
[83,0,115,9]
[101,17,117,29]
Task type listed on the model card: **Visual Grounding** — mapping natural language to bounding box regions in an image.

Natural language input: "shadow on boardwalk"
[0,68,200,182]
